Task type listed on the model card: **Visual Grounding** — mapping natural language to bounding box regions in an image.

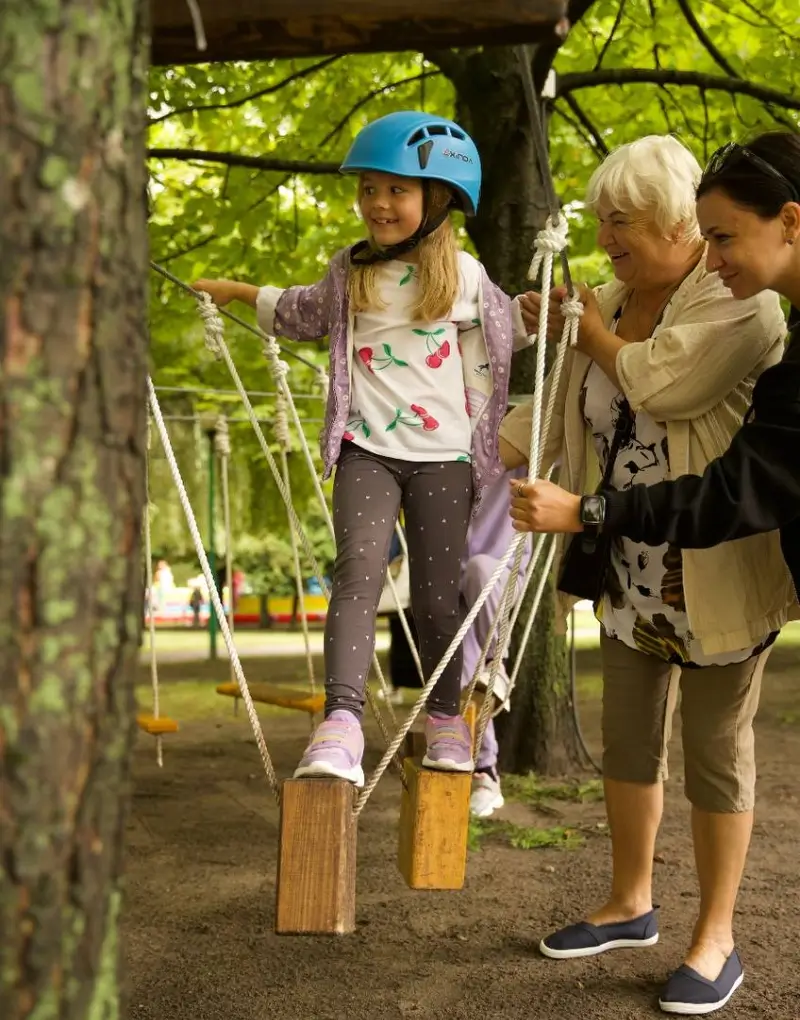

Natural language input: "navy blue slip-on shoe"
[659,950,743,1015]
[539,909,659,959]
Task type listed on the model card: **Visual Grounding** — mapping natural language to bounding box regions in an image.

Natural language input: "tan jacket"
[501,261,796,654]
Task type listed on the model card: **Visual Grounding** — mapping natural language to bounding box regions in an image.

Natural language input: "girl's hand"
[509,478,583,534]
[518,289,564,342]
[192,278,242,307]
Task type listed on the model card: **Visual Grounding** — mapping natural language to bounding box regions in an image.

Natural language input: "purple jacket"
[256,247,521,505]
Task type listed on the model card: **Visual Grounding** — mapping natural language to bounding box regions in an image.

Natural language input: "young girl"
[195,110,527,786]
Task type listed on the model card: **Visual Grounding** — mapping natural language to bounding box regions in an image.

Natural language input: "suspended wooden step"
[150,0,570,64]
[136,713,180,735]
[216,681,325,716]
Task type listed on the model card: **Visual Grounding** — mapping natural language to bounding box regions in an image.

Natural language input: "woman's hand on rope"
[509,478,583,534]
[519,289,563,342]
[192,278,258,309]
[520,284,605,352]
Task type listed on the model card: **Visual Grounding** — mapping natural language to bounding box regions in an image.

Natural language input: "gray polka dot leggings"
[325,441,473,719]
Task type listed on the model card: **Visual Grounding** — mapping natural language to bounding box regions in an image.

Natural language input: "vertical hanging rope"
[214,415,236,693]
[275,389,317,701]
[143,418,163,768]
[148,378,282,803]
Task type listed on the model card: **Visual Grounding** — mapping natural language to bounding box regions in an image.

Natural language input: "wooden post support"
[397,758,471,889]
[276,778,357,935]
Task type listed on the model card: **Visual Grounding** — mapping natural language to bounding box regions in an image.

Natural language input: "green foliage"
[145,2,799,569]
[469,818,584,852]
[503,772,605,805]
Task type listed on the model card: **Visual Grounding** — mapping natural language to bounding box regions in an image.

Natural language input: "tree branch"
[147,149,341,174]
[558,94,608,157]
[533,0,597,86]
[675,0,739,78]
[552,100,606,162]
[422,48,468,87]
[593,0,627,71]
[317,71,441,151]
[149,55,341,125]
[557,68,800,112]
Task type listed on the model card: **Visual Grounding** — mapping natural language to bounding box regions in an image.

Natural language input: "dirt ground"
[124,642,800,1020]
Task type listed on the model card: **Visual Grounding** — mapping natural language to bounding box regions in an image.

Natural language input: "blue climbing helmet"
[340,110,482,216]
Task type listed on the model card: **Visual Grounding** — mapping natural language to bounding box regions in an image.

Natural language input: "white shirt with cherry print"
[344,254,480,463]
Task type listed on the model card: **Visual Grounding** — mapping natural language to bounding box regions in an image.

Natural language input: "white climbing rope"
[147,377,282,803]
[214,414,237,695]
[143,419,163,768]
[276,389,317,702]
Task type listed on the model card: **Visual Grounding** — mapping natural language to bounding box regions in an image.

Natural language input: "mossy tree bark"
[0,2,150,1016]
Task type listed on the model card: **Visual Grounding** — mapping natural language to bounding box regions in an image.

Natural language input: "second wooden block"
[397,757,471,890]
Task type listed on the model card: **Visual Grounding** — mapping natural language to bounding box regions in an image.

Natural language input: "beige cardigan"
[501,262,796,654]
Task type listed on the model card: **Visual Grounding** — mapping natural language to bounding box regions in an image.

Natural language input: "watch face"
[582,495,605,525]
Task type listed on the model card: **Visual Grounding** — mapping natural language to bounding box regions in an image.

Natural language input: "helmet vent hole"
[449,128,466,140]
[427,125,448,136]
[407,129,426,145]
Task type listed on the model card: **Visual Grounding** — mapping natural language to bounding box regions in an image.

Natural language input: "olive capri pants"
[600,632,770,813]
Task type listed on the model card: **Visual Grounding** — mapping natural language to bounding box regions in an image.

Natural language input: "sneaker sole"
[293,762,365,787]
[421,754,474,773]
[658,973,743,1015]
[470,793,504,818]
[540,933,659,959]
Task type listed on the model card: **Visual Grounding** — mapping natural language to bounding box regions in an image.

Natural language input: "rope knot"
[214,415,231,458]
[262,337,289,379]
[275,391,291,451]
[316,369,330,402]
[197,292,225,358]
[528,215,569,281]
[560,294,584,320]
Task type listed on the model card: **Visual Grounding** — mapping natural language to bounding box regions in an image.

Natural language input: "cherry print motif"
[399,265,416,286]
[344,415,371,440]
[358,343,408,374]
[414,327,450,369]
[386,404,440,432]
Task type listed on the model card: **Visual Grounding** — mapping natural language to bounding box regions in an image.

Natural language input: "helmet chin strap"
[350,188,452,266]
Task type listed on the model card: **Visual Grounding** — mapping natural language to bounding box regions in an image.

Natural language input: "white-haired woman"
[500,135,794,1015]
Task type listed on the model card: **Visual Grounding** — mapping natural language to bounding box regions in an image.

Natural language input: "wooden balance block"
[276,777,357,935]
[397,757,471,890]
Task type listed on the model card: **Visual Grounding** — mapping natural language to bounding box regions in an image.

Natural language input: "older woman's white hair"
[585,135,702,243]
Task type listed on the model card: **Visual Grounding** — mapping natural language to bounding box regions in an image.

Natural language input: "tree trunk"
[449,47,584,774]
[0,3,150,1017]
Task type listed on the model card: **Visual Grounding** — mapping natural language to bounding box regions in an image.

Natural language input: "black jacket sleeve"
[603,335,800,549]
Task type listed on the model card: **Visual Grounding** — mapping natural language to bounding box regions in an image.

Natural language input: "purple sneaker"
[422,714,474,773]
[293,710,365,786]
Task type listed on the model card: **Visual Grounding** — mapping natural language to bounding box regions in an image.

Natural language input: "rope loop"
[275,391,292,451]
[529,215,569,280]
[197,292,225,358]
[263,336,290,380]
[214,414,231,458]
[316,368,330,402]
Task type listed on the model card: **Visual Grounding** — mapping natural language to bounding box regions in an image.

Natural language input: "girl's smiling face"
[359,172,424,248]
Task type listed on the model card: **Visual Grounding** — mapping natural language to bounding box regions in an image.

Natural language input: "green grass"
[468,818,584,852]
[503,772,604,806]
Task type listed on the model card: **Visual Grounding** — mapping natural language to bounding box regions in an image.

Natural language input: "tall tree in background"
[0,1,149,1016]
[145,0,800,773]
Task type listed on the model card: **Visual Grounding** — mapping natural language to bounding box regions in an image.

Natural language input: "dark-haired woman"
[513,131,800,1015]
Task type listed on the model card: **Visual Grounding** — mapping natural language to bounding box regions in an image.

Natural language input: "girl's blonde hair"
[348,180,460,322]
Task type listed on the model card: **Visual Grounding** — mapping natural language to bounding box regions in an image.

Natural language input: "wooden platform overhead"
[150,0,570,65]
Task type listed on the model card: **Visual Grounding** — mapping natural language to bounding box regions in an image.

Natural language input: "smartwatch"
[579,493,607,536]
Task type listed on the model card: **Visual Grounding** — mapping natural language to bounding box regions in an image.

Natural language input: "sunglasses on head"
[702,142,800,202]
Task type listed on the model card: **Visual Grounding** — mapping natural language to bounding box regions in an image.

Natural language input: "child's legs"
[403,460,472,717]
[324,445,401,718]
